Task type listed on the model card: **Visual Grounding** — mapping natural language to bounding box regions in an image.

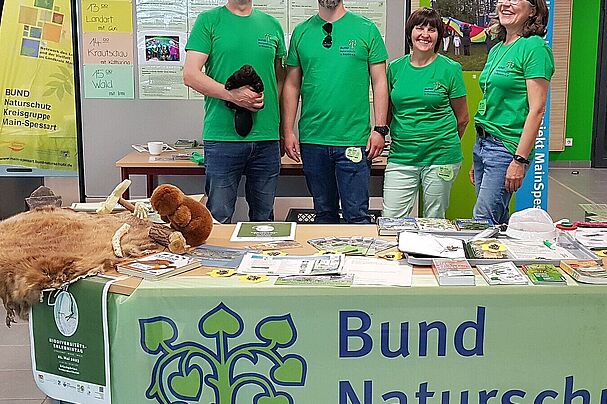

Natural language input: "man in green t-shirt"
[281,0,389,224]
[183,0,286,223]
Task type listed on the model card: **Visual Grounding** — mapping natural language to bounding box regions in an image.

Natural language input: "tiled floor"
[1,167,606,402]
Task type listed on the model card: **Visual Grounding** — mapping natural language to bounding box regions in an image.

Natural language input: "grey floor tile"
[0,322,30,346]
[0,370,45,400]
[0,345,32,370]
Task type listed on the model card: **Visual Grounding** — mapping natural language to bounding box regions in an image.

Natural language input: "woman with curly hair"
[470,0,554,224]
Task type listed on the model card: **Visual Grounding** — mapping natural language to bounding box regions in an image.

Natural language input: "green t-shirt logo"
[257,33,275,49]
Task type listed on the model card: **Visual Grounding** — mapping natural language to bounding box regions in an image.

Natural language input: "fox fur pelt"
[0,207,164,326]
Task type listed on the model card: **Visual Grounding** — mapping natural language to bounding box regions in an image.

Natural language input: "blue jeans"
[204,141,279,223]
[300,144,371,224]
[472,131,515,224]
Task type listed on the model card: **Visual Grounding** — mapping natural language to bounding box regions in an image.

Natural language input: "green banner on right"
[108,280,607,403]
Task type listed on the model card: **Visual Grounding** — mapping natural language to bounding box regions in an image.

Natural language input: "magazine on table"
[237,253,344,276]
[308,236,397,256]
[184,245,257,269]
[274,274,354,287]
[476,262,529,285]
[230,222,296,242]
[560,260,607,284]
[116,252,200,280]
[431,258,475,286]
[522,264,567,285]
[398,231,466,259]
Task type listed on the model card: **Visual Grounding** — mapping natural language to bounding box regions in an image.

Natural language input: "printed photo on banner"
[137,31,186,66]
[431,0,498,71]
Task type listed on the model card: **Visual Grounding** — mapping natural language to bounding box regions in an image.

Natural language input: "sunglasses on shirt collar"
[322,22,333,48]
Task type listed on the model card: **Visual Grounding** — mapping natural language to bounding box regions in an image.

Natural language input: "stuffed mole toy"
[150,184,214,247]
[224,64,264,136]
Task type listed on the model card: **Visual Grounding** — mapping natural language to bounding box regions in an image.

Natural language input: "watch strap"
[373,125,389,137]
[513,154,530,165]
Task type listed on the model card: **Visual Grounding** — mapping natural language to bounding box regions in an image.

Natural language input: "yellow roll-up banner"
[0,0,78,172]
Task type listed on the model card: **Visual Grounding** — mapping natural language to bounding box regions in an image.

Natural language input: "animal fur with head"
[224,64,265,136]
[0,207,164,326]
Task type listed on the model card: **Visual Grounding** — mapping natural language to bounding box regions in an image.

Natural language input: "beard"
[318,0,341,9]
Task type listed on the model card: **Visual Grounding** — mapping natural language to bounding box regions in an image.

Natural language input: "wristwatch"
[373,125,390,137]
[513,154,530,165]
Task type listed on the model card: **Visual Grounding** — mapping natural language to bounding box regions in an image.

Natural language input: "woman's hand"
[469,166,475,185]
[505,160,526,193]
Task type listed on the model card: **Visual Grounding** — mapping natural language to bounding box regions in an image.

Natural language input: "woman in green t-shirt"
[471,0,554,224]
[382,8,469,219]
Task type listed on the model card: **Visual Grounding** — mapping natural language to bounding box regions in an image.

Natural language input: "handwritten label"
[83,64,134,99]
[82,0,133,33]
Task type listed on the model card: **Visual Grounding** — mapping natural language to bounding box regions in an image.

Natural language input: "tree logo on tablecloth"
[139,303,307,403]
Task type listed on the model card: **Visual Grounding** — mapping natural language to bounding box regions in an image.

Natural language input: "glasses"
[322,22,333,48]
[497,0,533,4]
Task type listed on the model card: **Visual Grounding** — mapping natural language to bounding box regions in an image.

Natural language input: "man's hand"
[469,166,475,185]
[366,132,385,160]
[505,160,526,193]
[282,132,301,162]
[228,86,264,111]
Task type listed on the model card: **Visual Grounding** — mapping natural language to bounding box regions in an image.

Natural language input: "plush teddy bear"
[224,64,264,136]
[150,184,213,247]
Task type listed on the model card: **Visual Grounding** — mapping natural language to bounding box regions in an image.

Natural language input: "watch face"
[53,291,79,337]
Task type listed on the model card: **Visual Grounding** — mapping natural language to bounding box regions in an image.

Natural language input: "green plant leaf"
[58,65,71,77]
[46,80,64,88]
[141,319,176,353]
[49,73,67,80]
[200,304,242,337]
[57,86,64,100]
[257,394,291,404]
[64,83,73,95]
[272,357,305,384]
[170,367,203,400]
[258,316,295,346]
[43,88,56,97]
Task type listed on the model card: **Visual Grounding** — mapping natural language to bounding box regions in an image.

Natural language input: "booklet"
[308,237,397,256]
[476,262,529,285]
[343,256,412,287]
[560,260,607,284]
[431,258,475,286]
[398,231,466,259]
[275,274,354,287]
[522,264,567,285]
[230,222,296,242]
[184,245,257,269]
[237,253,344,276]
[376,217,419,236]
[116,252,200,280]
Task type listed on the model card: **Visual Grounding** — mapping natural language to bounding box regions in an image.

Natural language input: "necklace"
[477,38,519,115]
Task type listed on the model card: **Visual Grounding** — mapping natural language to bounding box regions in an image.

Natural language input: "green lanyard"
[477,38,518,115]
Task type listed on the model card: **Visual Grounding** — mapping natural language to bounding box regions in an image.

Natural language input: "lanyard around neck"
[483,39,518,94]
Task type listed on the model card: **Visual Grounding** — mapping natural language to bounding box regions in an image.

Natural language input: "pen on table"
[543,240,556,250]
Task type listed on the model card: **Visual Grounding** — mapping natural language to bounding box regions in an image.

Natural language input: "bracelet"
[513,154,530,165]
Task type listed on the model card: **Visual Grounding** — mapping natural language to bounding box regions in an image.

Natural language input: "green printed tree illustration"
[44,66,73,100]
[139,303,307,403]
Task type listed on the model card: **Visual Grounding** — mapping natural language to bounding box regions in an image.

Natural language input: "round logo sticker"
[345,147,363,163]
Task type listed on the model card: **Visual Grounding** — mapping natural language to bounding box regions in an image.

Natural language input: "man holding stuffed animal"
[184,0,286,223]
[281,0,389,224]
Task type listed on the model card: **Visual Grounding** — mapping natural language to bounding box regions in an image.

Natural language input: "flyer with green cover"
[230,222,296,242]
[30,276,115,403]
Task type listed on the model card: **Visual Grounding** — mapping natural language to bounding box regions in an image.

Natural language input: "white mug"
[148,141,164,155]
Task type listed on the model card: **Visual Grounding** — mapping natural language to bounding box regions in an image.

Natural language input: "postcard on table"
[230,222,296,242]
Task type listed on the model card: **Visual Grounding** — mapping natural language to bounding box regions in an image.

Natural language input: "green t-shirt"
[186,7,286,142]
[387,54,466,166]
[286,12,388,146]
[474,35,554,155]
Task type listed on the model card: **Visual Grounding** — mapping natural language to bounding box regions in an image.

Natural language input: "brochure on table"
[399,231,601,266]
[230,222,296,242]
